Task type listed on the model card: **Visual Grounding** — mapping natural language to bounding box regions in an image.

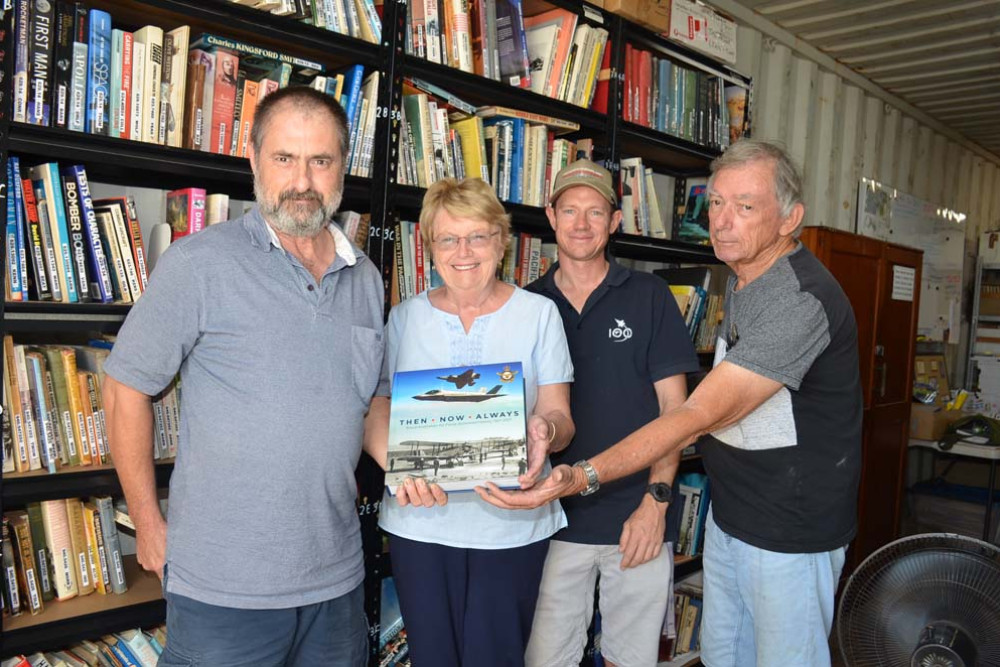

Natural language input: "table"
[909,438,1000,542]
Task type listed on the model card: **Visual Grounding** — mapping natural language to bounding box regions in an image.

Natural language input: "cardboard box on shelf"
[668,0,737,64]
[914,355,950,407]
[910,404,959,441]
[603,0,669,32]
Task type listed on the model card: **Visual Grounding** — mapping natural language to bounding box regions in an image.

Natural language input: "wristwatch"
[647,482,673,504]
[573,460,600,496]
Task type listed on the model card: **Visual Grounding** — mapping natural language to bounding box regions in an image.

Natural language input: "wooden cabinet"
[800,227,922,570]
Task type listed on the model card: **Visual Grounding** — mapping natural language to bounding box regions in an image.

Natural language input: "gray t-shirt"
[702,244,862,553]
[105,207,385,608]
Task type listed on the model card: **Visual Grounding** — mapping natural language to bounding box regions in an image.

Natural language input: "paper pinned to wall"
[856,179,967,342]
[892,265,915,302]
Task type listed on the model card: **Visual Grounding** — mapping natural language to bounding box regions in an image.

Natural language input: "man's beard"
[255,178,343,238]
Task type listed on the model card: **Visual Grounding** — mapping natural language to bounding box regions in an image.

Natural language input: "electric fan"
[837,534,1000,666]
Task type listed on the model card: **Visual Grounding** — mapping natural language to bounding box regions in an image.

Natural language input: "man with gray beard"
[103,87,385,667]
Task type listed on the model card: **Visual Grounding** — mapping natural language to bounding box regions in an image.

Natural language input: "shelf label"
[892,265,915,301]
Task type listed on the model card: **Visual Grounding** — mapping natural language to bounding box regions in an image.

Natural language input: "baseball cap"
[548,159,617,207]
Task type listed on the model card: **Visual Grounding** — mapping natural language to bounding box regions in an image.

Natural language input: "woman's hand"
[395,476,448,507]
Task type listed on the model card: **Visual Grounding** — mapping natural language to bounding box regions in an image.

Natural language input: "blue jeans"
[700,511,845,667]
[157,583,368,667]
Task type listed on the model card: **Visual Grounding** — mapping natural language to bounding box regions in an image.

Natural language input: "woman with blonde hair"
[365,177,575,666]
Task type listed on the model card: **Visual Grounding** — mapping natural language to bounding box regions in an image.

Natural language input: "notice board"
[856,178,966,342]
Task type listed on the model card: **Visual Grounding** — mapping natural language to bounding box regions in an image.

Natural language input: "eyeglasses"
[432,231,500,251]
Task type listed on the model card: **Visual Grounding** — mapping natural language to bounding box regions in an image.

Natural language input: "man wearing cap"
[524,160,700,667]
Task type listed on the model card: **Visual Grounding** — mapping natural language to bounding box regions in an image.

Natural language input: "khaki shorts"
[526,540,674,667]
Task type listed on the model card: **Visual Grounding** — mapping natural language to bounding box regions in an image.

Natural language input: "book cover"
[10,513,44,614]
[674,182,710,245]
[25,503,55,602]
[165,189,207,242]
[385,362,527,494]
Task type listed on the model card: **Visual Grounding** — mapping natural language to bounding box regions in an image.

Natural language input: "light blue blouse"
[377,287,573,549]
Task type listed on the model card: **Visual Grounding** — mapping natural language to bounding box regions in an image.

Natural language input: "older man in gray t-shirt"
[104,87,384,666]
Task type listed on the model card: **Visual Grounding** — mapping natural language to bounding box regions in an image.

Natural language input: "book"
[30,163,79,303]
[51,2,75,130]
[132,25,164,144]
[523,8,577,100]
[385,362,527,494]
[475,105,579,135]
[25,503,55,602]
[59,168,95,302]
[63,165,115,303]
[27,0,56,126]
[674,180,710,245]
[2,518,23,616]
[93,496,127,594]
[13,0,31,124]
[39,499,79,601]
[163,26,191,148]
[64,499,95,596]
[10,513,44,615]
[494,0,530,89]
[68,4,89,133]
[85,9,112,135]
[165,188,207,241]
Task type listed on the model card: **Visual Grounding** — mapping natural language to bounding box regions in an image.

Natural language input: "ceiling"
[733,0,1000,159]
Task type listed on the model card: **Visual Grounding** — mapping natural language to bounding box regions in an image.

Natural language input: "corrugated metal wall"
[732,25,1000,383]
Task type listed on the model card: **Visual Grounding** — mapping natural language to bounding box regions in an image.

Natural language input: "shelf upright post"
[604,13,625,194]
[1,3,16,396]
[359,2,408,665]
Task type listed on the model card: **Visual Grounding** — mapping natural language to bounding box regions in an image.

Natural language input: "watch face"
[648,483,672,503]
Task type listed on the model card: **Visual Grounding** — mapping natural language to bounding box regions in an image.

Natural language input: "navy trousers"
[388,534,550,667]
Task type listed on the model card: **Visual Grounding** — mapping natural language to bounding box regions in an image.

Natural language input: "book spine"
[65,165,114,303]
[94,497,127,594]
[109,203,142,299]
[157,32,173,146]
[68,4,88,132]
[2,519,23,616]
[123,197,149,293]
[65,499,94,595]
[12,515,43,614]
[86,9,112,135]
[109,30,123,137]
[80,505,104,594]
[166,28,189,149]
[59,169,94,302]
[76,370,99,462]
[190,32,325,73]
[60,349,90,466]
[25,503,54,601]
[228,69,246,157]
[6,161,24,301]
[94,208,130,302]
[182,59,207,151]
[13,0,30,123]
[84,372,109,463]
[38,163,80,303]
[135,26,163,144]
[129,38,145,141]
[51,3,75,130]
[27,0,56,126]
[86,505,110,594]
[12,345,44,471]
[39,499,79,600]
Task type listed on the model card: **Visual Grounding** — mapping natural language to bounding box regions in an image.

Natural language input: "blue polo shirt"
[527,259,699,545]
[105,206,386,608]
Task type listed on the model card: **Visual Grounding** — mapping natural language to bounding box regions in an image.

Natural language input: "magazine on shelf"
[386,362,527,494]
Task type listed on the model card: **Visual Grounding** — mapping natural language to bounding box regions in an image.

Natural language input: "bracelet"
[546,418,557,444]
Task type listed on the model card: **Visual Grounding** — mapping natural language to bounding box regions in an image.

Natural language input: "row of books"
[2,337,179,476]
[389,224,556,304]
[675,472,710,558]
[397,83,595,207]
[1,495,129,618]
[657,267,725,355]
[5,158,148,304]
[624,43,750,151]
[619,157,671,238]
[666,574,704,661]
[11,3,381,175]
[380,577,410,667]
[1,624,166,667]
[233,0,382,44]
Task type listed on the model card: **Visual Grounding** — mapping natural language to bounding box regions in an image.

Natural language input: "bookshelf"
[2,1,749,663]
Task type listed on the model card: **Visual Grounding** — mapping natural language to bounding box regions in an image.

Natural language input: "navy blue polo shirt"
[528,259,699,545]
